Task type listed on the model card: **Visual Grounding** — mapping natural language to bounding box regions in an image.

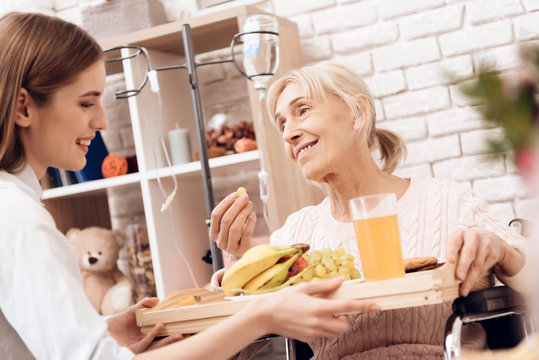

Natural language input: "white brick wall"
[426,107,487,137]
[439,20,514,56]
[378,116,427,141]
[515,11,539,40]
[331,22,399,54]
[405,55,473,90]
[365,70,405,98]
[467,0,523,25]
[311,2,377,35]
[398,4,464,39]
[378,0,444,20]
[461,128,505,155]
[372,37,441,71]
[383,86,450,119]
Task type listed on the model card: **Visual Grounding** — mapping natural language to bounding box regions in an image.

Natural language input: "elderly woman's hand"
[446,230,525,296]
[209,191,257,258]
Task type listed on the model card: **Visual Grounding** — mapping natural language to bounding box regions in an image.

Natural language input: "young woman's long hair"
[0,12,104,173]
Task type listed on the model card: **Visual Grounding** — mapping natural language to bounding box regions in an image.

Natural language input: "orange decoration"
[233,138,257,153]
[102,154,128,178]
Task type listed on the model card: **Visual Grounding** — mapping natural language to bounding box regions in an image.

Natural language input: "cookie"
[403,256,438,271]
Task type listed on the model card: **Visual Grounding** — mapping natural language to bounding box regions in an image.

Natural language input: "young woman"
[0,13,379,360]
[209,62,533,358]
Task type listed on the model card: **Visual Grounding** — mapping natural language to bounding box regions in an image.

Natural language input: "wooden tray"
[137,263,491,336]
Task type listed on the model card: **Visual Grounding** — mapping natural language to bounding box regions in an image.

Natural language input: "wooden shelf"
[100,5,297,56]
[42,151,259,200]
[146,150,260,180]
[42,172,142,200]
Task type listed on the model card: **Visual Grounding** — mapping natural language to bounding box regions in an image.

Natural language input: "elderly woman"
[210,62,532,358]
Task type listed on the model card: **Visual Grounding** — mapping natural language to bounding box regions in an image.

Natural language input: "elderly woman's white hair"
[266,62,406,173]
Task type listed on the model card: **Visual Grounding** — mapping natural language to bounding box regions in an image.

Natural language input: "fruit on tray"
[303,247,362,282]
[222,243,311,296]
[222,245,363,296]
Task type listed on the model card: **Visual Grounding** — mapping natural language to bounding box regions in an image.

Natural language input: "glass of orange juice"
[349,193,404,282]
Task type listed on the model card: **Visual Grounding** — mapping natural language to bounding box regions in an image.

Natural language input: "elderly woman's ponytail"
[375,128,407,174]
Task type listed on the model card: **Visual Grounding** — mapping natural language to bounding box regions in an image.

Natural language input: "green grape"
[325,261,337,272]
[338,266,350,276]
[302,269,313,282]
[342,260,355,270]
[335,246,346,257]
[315,264,326,277]
[328,271,339,278]
[341,254,355,262]
[322,248,333,257]
[310,250,322,258]
[350,268,362,279]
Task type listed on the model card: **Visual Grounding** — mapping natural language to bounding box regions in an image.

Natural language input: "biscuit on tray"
[403,256,439,272]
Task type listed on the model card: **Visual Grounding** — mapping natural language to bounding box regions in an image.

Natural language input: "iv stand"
[105,24,278,273]
[181,24,223,272]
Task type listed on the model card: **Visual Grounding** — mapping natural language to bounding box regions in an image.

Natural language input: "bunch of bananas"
[222,243,312,296]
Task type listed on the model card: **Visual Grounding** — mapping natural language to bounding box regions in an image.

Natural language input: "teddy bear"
[67,226,134,315]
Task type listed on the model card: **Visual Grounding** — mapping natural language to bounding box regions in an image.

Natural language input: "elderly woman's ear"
[353,93,371,129]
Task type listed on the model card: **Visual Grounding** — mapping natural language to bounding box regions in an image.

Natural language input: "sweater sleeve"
[457,185,534,293]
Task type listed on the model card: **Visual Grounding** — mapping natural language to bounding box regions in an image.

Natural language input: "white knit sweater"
[268,177,531,359]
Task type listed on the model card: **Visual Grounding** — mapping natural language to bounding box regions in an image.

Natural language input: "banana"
[243,252,302,291]
[222,244,301,296]
[231,265,314,295]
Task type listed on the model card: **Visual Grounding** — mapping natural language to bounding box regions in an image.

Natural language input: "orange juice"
[353,214,404,281]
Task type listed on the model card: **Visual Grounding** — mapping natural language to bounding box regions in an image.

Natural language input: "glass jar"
[125,223,157,301]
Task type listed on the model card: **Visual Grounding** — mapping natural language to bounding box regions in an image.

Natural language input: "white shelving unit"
[43,5,325,299]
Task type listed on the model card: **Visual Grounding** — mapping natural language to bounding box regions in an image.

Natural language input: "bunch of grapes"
[302,247,362,282]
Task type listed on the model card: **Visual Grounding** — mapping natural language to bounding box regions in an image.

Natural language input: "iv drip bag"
[242,15,279,90]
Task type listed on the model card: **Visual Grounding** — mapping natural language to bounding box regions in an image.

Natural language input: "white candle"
[168,127,192,165]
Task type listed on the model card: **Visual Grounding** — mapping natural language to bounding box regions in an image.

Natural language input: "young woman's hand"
[209,191,256,258]
[106,297,186,354]
[250,277,380,343]
[446,230,525,296]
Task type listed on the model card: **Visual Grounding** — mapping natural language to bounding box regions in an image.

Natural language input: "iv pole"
[182,24,222,272]
[105,23,278,273]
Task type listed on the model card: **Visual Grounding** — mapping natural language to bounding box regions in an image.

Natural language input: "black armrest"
[452,286,525,316]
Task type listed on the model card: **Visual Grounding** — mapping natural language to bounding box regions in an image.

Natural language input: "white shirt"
[0,165,134,360]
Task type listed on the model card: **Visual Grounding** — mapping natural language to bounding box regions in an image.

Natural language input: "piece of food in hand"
[403,256,439,272]
[236,187,247,197]
[222,243,312,296]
